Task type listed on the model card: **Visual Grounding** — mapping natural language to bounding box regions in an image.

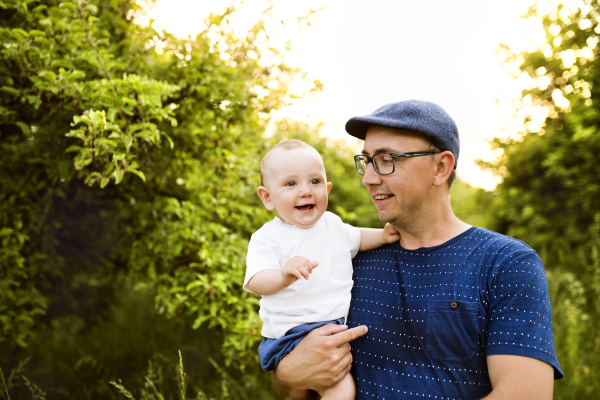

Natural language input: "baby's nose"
[298,185,312,196]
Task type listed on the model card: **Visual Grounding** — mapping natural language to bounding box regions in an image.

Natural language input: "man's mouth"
[296,204,315,211]
[374,194,393,200]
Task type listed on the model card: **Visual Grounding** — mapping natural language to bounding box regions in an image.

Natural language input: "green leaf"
[186,281,204,292]
[15,122,30,134]
[1,86,20,96]
[192,315,209,330]
[59,2,76,11]
[161,132,174,149]
[100,178,110,188]
[114,169,125,184]
[125,168,145,182]
[38,70,56,81]
[27,29,46,37]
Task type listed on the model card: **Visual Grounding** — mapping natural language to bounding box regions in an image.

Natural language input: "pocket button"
[450,301,458,309]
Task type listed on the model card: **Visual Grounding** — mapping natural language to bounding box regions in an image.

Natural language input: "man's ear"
[257,186,275,210]
[432,151,455,187]
[326,182,332,195]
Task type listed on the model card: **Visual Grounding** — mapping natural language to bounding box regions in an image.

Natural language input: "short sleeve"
[345,224,361,258]
[243,232,281,293]
[485,250,563,379]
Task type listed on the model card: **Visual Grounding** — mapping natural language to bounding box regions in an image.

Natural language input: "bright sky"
[142,0,555,190]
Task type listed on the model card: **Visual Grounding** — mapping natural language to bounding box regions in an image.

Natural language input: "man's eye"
[379,155,394,164]
[310,179,320,184]
[285,181,296,187]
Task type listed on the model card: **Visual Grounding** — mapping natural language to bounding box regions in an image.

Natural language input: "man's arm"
[482,355,554,400]
[272,323,368,399]
[359,224,399,251]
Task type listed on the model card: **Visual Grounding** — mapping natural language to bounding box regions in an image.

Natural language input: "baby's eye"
[310,179,321,185]
[285,181,296,187]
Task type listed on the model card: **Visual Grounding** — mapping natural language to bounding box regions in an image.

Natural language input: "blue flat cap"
[345,100,459,169]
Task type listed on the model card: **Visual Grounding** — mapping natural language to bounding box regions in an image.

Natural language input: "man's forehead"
[362,126,429,153]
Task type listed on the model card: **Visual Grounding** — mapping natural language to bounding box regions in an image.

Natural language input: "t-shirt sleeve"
[485,249,563,379]
[344,223,361,258]
[243,232,281,293]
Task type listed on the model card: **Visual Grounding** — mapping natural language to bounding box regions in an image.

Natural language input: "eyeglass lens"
[355,154,395,175]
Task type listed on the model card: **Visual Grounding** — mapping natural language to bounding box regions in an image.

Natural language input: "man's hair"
[260,139,314,186]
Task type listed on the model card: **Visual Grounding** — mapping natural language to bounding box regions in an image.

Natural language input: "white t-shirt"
[244,212,361,339]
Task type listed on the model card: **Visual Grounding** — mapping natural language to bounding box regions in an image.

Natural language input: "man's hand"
[281,256,319,286]
[272,323,368,400]
[383,223,401,244]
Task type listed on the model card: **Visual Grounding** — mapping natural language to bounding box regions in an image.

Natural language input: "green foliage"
[449,179,494,229]
[0,0,290,369]
[109,351,277,400]
[490,0,600,263]
[0,288,276,399]
[487,1,600,397]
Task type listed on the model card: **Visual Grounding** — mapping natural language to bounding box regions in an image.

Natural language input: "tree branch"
[77,1,119,95]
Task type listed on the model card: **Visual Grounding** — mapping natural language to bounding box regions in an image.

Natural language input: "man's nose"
[362,162,382,187]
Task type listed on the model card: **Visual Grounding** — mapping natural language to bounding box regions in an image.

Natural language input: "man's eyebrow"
[361,147,397,155]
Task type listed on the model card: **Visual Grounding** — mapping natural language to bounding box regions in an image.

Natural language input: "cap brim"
[345,119,372,140]
[346,115,428,141]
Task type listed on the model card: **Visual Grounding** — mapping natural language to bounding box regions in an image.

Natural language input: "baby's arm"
[359,223,400,251]
[247,256,319,295]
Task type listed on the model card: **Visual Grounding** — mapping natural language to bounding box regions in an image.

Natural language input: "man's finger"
[310,322,349,338]
[338,351,353,375]
[331,325,368,346]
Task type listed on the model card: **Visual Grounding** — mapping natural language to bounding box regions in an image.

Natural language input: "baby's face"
[259,147,331,229]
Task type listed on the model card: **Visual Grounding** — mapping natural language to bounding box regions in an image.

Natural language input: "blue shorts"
[258,318,345,371]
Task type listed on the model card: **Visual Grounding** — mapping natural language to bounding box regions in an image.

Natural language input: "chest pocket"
[426,300,480,364]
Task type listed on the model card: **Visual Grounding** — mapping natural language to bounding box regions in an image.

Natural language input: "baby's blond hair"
[260,139,316,186]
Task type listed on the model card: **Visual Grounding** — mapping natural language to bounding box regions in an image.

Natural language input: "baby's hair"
[260,139,314,186]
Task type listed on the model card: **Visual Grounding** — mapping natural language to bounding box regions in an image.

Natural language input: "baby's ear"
[326,182,332,195]
[257,186,275,211]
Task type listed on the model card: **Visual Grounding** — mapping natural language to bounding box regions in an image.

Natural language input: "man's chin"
[376,211,394,224]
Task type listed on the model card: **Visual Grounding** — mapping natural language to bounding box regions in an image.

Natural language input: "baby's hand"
[383,223,401,243]
[281,256,319,287]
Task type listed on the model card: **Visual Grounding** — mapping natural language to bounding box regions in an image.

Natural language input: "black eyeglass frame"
[354,151,441,176]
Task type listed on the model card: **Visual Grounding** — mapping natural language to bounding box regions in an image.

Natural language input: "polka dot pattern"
[348,227,562,400]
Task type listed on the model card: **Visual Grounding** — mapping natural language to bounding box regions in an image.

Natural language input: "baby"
[243,139,399,399]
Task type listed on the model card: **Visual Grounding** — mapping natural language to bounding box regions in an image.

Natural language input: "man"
[271,100,562,399]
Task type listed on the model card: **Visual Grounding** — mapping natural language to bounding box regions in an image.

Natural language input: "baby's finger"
[288,268,303,280]
[298,265,311,279]
[310,260,319,271]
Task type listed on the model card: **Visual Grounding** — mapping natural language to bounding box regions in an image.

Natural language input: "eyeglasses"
[354,151,440,175]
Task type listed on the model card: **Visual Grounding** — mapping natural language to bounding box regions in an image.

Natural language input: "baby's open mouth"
[296,204,315,211]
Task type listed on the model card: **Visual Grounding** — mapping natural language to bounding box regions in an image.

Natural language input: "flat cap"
[345,100,459,169]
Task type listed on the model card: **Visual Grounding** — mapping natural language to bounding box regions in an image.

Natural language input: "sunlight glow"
[141,0,579,191]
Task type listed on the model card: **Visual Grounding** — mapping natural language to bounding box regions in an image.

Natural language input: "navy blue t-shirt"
[347,227,562,400]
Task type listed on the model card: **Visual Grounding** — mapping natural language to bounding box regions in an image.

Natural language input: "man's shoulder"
[469,227,535,255]
[353,242,397,261]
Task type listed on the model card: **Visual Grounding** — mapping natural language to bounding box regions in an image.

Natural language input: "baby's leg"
[317,371,355,400]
